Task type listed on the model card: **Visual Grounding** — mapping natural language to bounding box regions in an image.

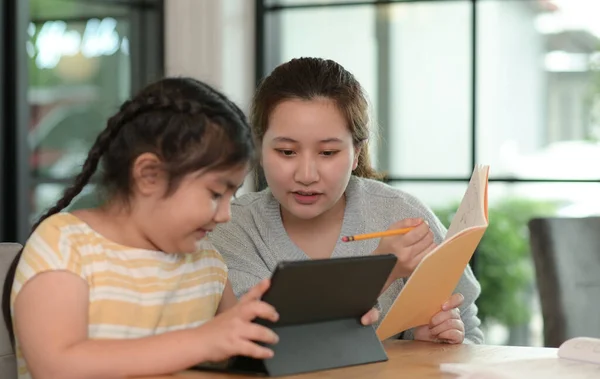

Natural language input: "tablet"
[193,254,397,376]
[259,254,398,326]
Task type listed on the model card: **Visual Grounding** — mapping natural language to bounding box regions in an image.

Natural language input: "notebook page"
[444,165,489,241]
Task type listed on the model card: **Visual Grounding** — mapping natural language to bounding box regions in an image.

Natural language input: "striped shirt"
[10,212,228,379]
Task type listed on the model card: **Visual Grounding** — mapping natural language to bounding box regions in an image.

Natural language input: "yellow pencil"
[341,227,416,242]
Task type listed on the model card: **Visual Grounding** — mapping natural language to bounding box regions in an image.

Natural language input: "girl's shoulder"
[29,212,94,247]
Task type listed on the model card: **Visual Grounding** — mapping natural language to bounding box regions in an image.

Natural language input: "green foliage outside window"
[434,197,561,327]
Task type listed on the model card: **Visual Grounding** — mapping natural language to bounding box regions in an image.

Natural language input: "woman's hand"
[413,293,465,344]
[373,218,436,280]
[360,308,380,326]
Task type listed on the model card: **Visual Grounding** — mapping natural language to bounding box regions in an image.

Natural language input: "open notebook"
[376,164,490,341]
[440,337,600,379]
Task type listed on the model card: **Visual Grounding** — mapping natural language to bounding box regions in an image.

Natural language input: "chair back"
[0,243,20,378]
[528,217,600,347]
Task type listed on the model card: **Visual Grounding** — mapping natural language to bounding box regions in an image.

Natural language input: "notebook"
[376,164,490,341]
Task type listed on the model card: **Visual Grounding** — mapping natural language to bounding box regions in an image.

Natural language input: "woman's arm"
[210,221,272,298]
[372,195,484,343]
[14,272,279,379]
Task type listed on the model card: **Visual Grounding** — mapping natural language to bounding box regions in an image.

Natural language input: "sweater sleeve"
[209,217,272,298]
[376,191,484,344]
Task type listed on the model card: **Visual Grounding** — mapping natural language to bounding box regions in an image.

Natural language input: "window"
[256,0,600,346]
[0,0,164,242]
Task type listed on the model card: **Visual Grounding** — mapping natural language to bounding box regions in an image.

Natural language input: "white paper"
[441,357,600,379]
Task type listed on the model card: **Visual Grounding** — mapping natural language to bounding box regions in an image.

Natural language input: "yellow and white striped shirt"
[11,212,228,379]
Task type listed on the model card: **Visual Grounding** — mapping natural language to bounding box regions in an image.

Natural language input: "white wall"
[164,0,256,192]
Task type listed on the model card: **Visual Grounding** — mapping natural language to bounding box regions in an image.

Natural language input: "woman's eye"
[211,191,224,200]
[276,149,295,157]
[321,150,339,157]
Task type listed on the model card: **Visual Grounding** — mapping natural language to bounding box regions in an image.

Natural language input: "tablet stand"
[226,318,387,376]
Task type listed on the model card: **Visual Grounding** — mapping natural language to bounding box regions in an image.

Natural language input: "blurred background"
[2,0,600,347]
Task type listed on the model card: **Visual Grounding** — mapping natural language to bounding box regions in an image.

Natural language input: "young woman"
[210,57,484,344]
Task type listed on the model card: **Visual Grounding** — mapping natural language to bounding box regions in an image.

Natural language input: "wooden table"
[139,340,558,379]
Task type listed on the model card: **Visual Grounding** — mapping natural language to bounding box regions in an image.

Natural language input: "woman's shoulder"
[350,176,430,209]
[227,188,278,224]
[231,188,270,208]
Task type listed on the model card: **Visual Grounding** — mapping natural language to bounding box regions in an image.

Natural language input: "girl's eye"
[276,149,295,157]
[321,150,339,157]
[211,191,224,200]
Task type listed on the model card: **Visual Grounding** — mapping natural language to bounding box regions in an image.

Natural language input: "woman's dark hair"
[2,77,254,345]
[251,57,384,186]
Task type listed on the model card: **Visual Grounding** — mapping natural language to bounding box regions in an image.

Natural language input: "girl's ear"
[131,153,166,197]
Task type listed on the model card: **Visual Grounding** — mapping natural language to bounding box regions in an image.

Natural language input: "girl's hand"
[413,293,465,344]
[373,218,436,280]
[196,279,280,362]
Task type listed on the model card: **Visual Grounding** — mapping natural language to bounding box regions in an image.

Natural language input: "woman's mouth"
[292,191,321,205]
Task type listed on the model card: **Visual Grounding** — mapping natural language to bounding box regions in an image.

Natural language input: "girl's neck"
[75,200,159,252]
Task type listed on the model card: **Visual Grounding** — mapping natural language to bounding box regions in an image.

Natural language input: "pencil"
[341,227,416,242]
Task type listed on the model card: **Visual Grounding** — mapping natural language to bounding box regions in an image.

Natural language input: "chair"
[528,217,600,347]
[0,243,20,378]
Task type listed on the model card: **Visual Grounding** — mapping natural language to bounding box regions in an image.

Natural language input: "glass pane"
[32,183,101,222]
[477,0,600,180]
[265,0,374,6]
[28,4,131,181]
[265,5,380,164]
[390,180,600,346]
[265,1,471,177]
[30,0,129,20]
[387,1,471,178]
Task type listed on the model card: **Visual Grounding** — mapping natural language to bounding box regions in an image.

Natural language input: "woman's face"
[261,98,360,221]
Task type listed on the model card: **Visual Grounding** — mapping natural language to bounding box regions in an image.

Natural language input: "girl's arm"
[14,271,278,379]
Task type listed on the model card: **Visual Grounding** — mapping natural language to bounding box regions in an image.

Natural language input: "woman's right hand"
[373,218,437,281]
[196,279,280,362]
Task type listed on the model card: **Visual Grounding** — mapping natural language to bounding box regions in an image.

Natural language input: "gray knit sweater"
[209,176,484,344]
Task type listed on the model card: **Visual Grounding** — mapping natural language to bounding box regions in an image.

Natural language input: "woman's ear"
[352,143,363,171]
[131,153,166,197]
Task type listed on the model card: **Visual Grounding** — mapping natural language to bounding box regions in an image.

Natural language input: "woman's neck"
[281,195,346,233]
[280,195,346,260]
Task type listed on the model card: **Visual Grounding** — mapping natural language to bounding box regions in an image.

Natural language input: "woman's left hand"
[413,293,465,344]
[360,307,380,326]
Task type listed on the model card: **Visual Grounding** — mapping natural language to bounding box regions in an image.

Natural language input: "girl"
[2,77,281,379]
[210,58,484,344]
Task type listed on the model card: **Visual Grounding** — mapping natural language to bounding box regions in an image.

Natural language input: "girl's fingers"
[236,340,275,359]
[240,279,271,303]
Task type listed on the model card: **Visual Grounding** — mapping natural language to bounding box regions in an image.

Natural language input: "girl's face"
[135,160,248,254]
[261,98,359,222]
